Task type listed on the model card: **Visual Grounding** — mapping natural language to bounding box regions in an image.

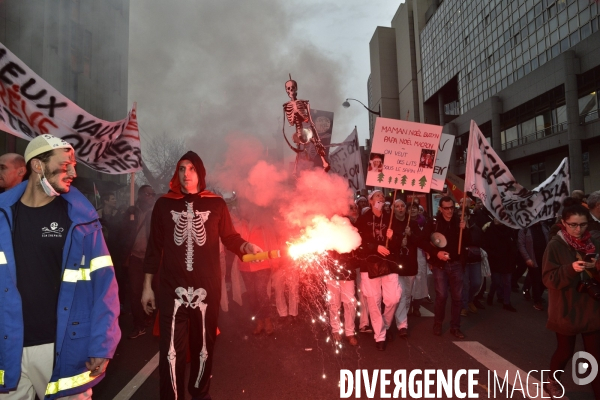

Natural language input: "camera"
[576,279,600,301]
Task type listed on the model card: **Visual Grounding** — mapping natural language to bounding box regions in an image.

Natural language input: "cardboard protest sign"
[0,43,142,174]
[464,120,569,228]
[365,118,442,193]
[431,133,454,191]
[329,127,365,192]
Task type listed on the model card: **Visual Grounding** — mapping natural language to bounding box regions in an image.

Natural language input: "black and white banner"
[464,120,569,228]
[0,42,142,174]
[328,127,365,192]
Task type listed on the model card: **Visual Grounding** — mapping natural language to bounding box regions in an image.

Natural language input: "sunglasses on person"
[440,206,454,211]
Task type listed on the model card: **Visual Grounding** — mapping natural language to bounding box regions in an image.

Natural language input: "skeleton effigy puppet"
[282,75,330,174]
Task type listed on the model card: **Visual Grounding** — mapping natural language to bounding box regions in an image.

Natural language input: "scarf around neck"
[558,223,596,254]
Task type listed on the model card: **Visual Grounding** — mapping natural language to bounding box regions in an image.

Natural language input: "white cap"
[368,190,383,200]
[24,134,73,163]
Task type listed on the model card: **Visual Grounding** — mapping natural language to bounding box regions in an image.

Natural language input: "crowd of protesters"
[1,139,600,398]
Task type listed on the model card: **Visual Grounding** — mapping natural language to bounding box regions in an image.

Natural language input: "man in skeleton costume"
[142,151,262,400]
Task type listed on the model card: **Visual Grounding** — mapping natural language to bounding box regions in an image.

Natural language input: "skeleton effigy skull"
[285,80,297,100]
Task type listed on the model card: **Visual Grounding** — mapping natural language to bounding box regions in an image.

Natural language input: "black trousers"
[525,266,543,302]
[511,258,527,288]
[128,256,147,330]
[159,277,221,400]
[240,269,271,319]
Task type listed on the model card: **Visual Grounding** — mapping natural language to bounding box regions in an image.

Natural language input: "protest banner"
[365,118,443,193]
[328,127,365,192]
[431,133,454,191]
[0,42,142,174]
[464,120,569,228]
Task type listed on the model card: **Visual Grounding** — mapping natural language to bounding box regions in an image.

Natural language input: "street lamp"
[342,98,381,116]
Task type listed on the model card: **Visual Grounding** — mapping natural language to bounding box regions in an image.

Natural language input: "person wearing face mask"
[0,135,121,400]
[355,190,401,351]
[141,151,263,400]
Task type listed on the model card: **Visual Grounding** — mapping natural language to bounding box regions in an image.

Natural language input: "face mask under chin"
[40,173,60,197]
[373,201,384,211]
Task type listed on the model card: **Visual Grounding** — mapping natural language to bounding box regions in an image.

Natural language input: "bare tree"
[140,132,187,193]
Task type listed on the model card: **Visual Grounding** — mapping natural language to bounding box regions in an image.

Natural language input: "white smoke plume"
[129,0,346,169]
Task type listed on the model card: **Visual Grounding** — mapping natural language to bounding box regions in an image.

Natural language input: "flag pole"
[385,189,398,249]
[93,182,98,209]
[129,172,135,221]
[458,121,475,255]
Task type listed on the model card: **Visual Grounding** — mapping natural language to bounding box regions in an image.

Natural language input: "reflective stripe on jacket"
[0,181,121,399]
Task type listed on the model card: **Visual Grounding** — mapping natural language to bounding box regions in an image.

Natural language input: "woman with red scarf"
[542,199,600,398]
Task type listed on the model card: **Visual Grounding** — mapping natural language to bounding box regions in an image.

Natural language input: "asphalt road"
[93,278,596,400]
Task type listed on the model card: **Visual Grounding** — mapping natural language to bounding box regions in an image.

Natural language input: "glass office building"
[370,0,600,192]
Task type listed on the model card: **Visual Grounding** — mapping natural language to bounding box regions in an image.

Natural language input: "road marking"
[418,306,434,317]
[454,342,567,400]
[113,351,160,400]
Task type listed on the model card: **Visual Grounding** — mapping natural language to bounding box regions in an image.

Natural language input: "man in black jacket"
[424,196,468,339]
[141,151,262,400]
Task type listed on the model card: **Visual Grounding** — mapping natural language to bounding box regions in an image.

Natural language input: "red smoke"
[212,133,360,254]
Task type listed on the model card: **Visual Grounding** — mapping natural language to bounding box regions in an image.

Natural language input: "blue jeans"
[432,261,463,330]
[489,272,511,305]
[462,262,482,309]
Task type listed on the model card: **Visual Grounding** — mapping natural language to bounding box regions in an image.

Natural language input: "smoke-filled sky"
[129,0,403,169]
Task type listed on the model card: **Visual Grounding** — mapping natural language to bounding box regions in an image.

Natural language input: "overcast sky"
[289,0,403,142]
[129,0,403,167]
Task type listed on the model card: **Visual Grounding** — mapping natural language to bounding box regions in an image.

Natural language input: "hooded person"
[141,151,262,400]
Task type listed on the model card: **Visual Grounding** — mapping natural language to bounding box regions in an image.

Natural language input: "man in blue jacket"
[0,134,121,400]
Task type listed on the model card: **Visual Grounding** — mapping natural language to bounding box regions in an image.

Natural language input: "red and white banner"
[464,120,569,228]
[0,42,142,174]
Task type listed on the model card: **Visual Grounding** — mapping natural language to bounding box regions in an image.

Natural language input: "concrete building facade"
[0,0,130,192]
[369,0,600,193]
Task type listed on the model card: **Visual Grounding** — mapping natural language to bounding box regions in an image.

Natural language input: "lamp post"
[342,98,381,116]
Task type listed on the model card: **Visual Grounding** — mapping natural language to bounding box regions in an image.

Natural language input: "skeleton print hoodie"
[143,151,246,288]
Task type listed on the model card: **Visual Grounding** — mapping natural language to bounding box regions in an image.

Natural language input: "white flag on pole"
[464,120,569,228]
[328,127,365,192]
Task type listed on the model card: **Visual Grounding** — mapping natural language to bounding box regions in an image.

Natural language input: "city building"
[0,0,130,196]
[369,0,600,193]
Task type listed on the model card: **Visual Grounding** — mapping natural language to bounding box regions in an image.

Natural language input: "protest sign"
[0,42,142,174]
[329,127,365,192]
[365,118,442,193]
[431,133,454,191]
[464,120,569,228]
